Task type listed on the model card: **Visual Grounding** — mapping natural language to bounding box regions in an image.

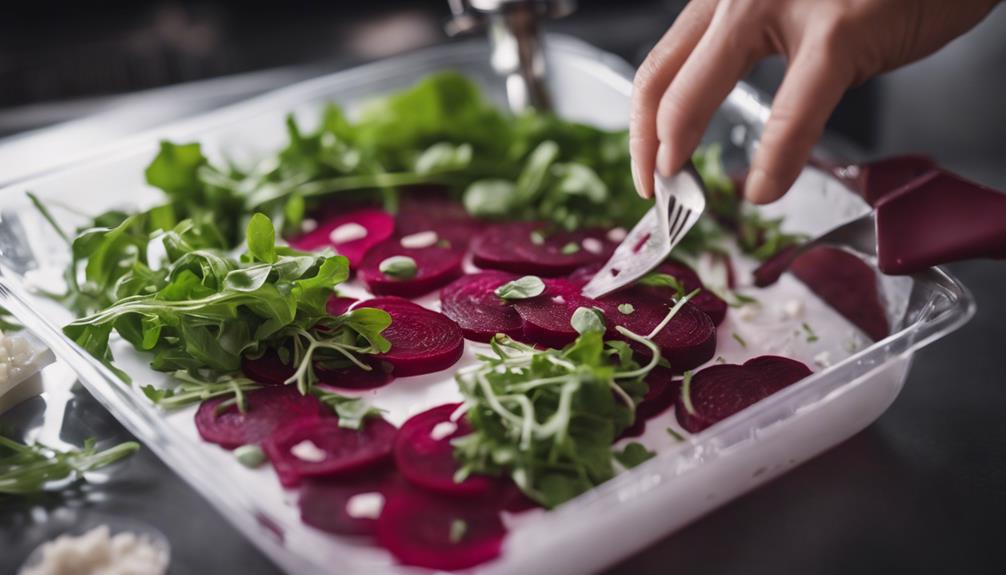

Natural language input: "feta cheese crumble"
[581,238,604,254]
[329,222,368,244]
[0,330,54,414]
[22,525,169,575]
[400,231,438,249]
[430,421,457,441]
[290,440,327,462]
[345,492,385,520]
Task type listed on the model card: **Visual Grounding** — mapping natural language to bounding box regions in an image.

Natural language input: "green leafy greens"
[0,435,139,496]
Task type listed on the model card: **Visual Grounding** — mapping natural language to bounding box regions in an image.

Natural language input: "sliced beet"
[325,295,358,316]
[511,279,598,348]
[242,349,394,391]
[359,239,464,298]
[195,386,326,450]
[653,261,728,326]
[440,271,525,342]
[472,222,614,276]
[856,154,936,206]
[790,246,889,341]
[299,463,398,537]
[675,355,812,433]
[362,297,465,376]
[263,416,397,487]
[376,487,507,571]
[599,287,717,372]
[396,194,484,249]
[289,208,394,267]
[395,404,497,497]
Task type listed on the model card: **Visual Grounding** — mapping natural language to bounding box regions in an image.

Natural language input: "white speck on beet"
[346,492,385,519]
[301,218,318,233]
[329,222,368,244]
[430,421,458,441]
[552,295,566,304]
[290,440,327,462]
[582,238,604,254]
[606,227,627,242]
[400,230,438,249]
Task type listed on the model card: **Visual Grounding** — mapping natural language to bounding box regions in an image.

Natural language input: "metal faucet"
[447,0,576,113]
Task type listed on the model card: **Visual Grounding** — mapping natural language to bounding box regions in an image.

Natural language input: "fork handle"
[875,169,1006,274]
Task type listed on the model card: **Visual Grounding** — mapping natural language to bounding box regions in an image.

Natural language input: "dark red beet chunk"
[675,355,812,433]
[242,349,394,391]
[511,279,598,348]
[619,366,679,439]
[263,417,397,487]
[288,209,394,267]
[395,404,497,497]
[376,488,507,571]
[856,154,936,206]
[299,464,398,537]
[195,386,326,450]
[396,194,484,249]
[789,246,890,342]
[472,221,614,276]
[359,238,465,298]
[599,287,717,372]
[325,296,358,316]
[362,297,465,376]
[440,271,524,342]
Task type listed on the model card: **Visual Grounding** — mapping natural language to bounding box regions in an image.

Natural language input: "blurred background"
[2,1,1005,574]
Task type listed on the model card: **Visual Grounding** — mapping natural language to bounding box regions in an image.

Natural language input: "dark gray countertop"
[3,4,1005,574]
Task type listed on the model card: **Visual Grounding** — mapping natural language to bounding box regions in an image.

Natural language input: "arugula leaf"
[638,272,686,299]
[614,442,656,469]
[245,213,278,264]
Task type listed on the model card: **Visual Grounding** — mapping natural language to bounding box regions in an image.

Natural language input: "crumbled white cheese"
[301,218,318,233]
[581,238,604,254]
[552,295,566,305]
[606,227,627,242]
[430,421,457,441]
[813,351,832,368]
[345,492,385,520]
[0,330,54,414]
[400,230,438,249]
[290,440,327,462]
[329,222,368,244]
[22,525,169,575]
[736,303,761,321]
[781,299,805,320]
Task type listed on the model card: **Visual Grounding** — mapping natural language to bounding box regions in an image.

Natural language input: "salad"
[27,72,878,571]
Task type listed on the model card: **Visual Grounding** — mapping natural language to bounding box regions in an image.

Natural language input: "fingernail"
[745,168,775,204]
[630,159,648,198]
[656,141,672,177]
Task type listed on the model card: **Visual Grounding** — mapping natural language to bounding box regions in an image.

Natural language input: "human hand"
[630,0,1001,203]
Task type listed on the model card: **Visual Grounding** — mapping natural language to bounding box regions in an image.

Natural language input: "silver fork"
[581,163,707,298]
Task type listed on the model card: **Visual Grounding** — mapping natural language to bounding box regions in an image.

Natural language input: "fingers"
[745,49,853,204]
[654,1,768,178]
[629,0,718,198]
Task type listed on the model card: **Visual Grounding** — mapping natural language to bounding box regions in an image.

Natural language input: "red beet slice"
[599,287,717,372]
[395,404,496,497]
[263,416,397,487]
[396,194,484,248]
[289,208,394,267]
[325,296,358,316]
[195,386,326,450]
[856,154,936,206]
[675,355,812,433]
[299,464,398,537]
[511,279,598,348]
[790,246,889,342]
[359,239,465,298]
[472,222,614,276]
[376,488,506,571]
[440,271,524,342]
[241,350,394,391]
[362,297,465,376]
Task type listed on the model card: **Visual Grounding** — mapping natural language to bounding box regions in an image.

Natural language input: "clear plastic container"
[0,35,974,574]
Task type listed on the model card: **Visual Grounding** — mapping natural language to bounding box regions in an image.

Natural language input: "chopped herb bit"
[379,255,418,280]
[560,242,580,255]
[614,442,655,468]
[731,292,760,306]
[449,519,468,544]
[732,332,748,348]
[638,272,686,299]
[666,428,686,442]
[234,444,266,468]
[801,322,819,343]
[715,355,726,364]
[617,303,635,315]
[495,275,546,300]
